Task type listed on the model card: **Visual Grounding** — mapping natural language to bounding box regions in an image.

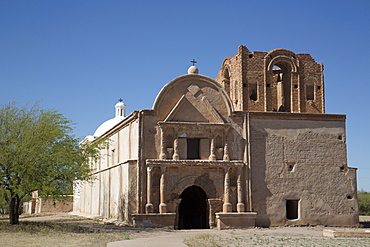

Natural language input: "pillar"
[209,137,216,161]
[159,167,167,213]
[237,171,245,213]
[159,127,167,160]
[223,167,232,212]
[223,142,230,161]
[145,166,154,213]
[173,138,179,160]
[223,128,230,161]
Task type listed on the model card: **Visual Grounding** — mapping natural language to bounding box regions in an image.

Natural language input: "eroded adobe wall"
[249,112,358,227]
[215,46,324,114]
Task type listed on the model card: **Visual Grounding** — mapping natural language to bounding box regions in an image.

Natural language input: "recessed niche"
[287,162,295,172]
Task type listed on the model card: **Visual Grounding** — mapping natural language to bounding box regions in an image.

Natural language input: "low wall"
[23,196,73,214]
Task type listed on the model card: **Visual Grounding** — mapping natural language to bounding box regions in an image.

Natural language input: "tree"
[0,102,104,224]
[358,190,370,216]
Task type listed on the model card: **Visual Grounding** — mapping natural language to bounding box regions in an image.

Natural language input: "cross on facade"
[118,98,123,102]
[190,59,197,66]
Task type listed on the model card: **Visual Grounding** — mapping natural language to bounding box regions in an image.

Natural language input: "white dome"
[93,100,127,137]
[187,66,199,74]
[115,101,125,108]
[93,116,124,137]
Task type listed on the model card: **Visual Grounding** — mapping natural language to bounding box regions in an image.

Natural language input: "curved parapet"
[152,74,234,122]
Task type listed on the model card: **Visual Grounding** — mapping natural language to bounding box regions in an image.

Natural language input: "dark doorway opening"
[187,138,200,159]
[178,185,209,229]
[286,199,299,220]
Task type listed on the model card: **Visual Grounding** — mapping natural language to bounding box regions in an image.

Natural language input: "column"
[223,142,230,161]
[237,171,245,212]
[223,128,230,161]
[172,138,179,160]
[159,167,167,213]
[159,127,167,160]
[145,166,153,213]
[209,137,216,161]
[223,167,232,212]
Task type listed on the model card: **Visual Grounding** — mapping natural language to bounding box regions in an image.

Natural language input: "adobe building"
[74,45,359,229]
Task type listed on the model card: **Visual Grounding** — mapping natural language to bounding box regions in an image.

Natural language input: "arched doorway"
[178,185,209,229]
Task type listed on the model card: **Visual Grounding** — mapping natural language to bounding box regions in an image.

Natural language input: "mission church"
[74,45,358,229]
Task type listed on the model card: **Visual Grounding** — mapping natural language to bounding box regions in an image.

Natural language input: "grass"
[183,233,370,247]
[0,220,130,247]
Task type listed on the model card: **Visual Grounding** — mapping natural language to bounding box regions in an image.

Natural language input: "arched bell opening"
[178,185,209,229]
[271,61,293,112]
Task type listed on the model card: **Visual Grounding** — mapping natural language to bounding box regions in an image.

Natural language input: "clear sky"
[1,1,369,190]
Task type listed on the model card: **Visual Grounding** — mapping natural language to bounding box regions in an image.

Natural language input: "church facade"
[74,46,358,229]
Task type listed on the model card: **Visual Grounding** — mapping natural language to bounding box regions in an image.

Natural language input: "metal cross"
[118,98,123,102]
[190,59,197,66]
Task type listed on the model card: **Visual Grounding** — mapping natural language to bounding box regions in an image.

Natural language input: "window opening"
[222,68,230,95]
[249,81,258,101]
[306,84,314,100]
[286,199,299,220]
[166,134,173,148]
[187,138,200,159]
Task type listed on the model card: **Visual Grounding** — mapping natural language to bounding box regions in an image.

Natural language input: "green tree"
[358,190,370,216]
[0,102,104,224]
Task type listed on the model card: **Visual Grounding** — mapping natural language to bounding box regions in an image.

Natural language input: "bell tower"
[215,45,325,113]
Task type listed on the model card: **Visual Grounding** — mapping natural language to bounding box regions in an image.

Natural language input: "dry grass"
[0,219,130,247]
[183,233,370,247]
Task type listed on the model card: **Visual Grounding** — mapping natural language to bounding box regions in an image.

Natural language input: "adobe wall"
[77,115,140,224]
[23,196,73,214]
[248,112,358,227]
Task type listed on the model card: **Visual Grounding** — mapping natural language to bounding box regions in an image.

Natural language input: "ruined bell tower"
[215,45,325,113]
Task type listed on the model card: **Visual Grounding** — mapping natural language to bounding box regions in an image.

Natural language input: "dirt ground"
[19,213,370,237]
[2,213,367,247]
[18,213,324,238]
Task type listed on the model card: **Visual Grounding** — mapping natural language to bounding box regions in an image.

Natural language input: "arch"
[178,185,209,229]
[265,48,298,72]
[221,65,231,96]
[265,49,298,113]
[152,74,234,122]
[267,55,297,72]
[223,66,230,78]
[171,173,218,200]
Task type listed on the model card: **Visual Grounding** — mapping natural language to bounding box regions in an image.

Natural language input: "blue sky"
[1,1,370,190]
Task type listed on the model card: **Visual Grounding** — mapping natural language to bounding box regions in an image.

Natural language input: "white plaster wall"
[91,174,100,215]
[77,120,139,222]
